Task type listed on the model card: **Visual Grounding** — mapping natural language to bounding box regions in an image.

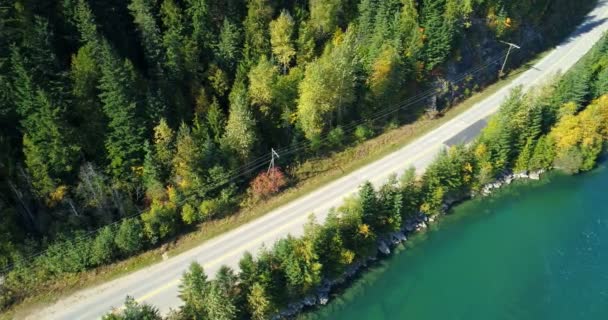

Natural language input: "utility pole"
[267,148,280,173]
[499,40,521,77]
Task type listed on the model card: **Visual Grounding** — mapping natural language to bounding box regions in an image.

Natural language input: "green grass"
[3,53,546,320]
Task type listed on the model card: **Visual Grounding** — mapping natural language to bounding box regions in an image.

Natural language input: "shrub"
[181,203,200,225]
[250,167,287,200]
[115,218,144,255]
[354,124,374,142]
[327,126,346,148]
[141,201,179,243]
[102,296,162,320]
[91,226,116,266]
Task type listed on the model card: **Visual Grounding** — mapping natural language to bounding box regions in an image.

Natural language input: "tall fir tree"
[98,41,146,187]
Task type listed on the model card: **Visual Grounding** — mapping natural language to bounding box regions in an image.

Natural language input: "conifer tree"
[71,43,106,159]
[215,18,242,70]
[514,138,534,173]
[180,262,209,319]
[420,0,455,71]
[13,42,80,196]
[98,42,146,186]
[243,0,273,62]
[247,282,273,320]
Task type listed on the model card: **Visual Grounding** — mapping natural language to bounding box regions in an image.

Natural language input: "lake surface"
[302,165,608,320]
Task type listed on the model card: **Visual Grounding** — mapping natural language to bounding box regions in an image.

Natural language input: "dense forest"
[104,32,608,320]
[0,0,597,311]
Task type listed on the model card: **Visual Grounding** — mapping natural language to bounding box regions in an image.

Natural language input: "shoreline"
[274,169,547,319]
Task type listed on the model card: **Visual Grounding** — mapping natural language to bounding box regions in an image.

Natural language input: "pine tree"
[554,66,591,108]
[98,42,146,185]
[205,282,238,320]
[309,0,343,35]
[207,98,227,144]
[247,282,273,320]
[185,0,214,58]
[18,89,80,197]
[215,18,242,70]
[71,43,106,159]
[243,0,274,62]
[179,262,209,319]
[359,181,379,229]
[173,123,204,195]
[529,136,555,171]
[514,138,534,173]
[420,0,455,71]
[153,118,175,179]
[129,0,165,75]
[160,0,187,80]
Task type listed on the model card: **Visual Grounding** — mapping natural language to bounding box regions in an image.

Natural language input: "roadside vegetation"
[0,0,597,313]
[104,33,608,320]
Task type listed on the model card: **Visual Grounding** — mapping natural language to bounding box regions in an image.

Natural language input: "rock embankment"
[480,170,545,196]
[274,170,546,319]
[272,212,432,319]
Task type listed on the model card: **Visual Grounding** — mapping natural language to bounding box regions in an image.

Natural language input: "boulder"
[318,292,329,305]
[303,295,316,306]
[378,241,391,255]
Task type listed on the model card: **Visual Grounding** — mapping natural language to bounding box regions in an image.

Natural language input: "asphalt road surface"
[26,2,608,319]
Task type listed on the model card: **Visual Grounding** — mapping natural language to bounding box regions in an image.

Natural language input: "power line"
[0,47,516,275]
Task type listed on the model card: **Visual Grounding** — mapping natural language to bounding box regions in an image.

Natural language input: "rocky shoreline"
[272,170,546,319]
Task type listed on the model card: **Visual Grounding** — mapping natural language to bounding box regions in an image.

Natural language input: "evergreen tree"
[115,218,144,255]
[128,0,165,76]
[205,282,238,320]
[514,138,534,173]
[309,0,343,35]
[243,0,274,62]
[215,18,242,70]
[19,89,80,197]
[185,0,214,57]
[420,0,455,71]
[71,43,106,159]
[172,123,205,197]
[206,98,227,145]
[160,0,187,80]
[247,282,273,320]
[179,262,208,319]
[91,226,116,265]
[153,118,175,180]
[359,181,379,229]
[554,66,591,108]
[98,42,146,186]
[102,296,162,320]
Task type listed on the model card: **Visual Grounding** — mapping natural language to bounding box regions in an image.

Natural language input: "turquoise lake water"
[302,165,608,320]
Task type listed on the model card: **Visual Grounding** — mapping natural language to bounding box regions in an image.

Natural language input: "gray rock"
[319,295,329,305]
[378,241,390,255]
[529,171,541,180]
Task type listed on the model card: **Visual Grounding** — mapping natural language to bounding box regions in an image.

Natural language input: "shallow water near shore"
[301,164,608,320]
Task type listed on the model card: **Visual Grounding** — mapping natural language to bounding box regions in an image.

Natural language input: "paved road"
[27,2,608,319]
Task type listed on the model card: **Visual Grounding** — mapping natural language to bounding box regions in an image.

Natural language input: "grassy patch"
[3,53,544,319]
